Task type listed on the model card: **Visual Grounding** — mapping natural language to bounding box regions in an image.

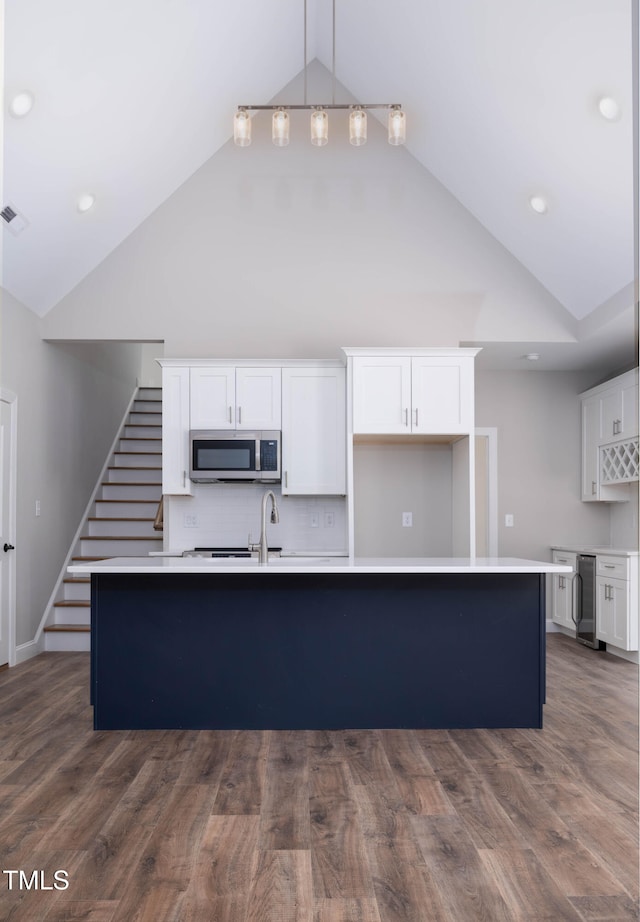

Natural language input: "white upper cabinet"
[352,356,411,434]
[235,368,282,429]
[281,366,346,495]
[580,368,638,502]
[350,350,477,435]
[190,367,281,430]
[161,365,193,495]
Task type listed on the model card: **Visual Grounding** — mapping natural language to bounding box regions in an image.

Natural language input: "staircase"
[44,386,163,651]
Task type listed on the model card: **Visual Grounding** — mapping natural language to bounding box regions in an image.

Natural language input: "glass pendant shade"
[310,109,328,146]
[234,109,252,147]
[272,109,290,146]
[388,108,406,145]
[349,108,367,146]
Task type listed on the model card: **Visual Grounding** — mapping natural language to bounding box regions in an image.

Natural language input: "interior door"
[0,399,15,666]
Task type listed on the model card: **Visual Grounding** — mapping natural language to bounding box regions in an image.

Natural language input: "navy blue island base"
[90,570,546,730]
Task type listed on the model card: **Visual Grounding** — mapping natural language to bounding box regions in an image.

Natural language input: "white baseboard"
[14,636,45,665]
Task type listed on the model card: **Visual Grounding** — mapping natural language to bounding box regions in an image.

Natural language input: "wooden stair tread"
[96,499,159,504]
[63,577,90,583]
[88,517,156,522]
[72,556,109,561]
[101,481,162,486]
[44,623,90,632]
[107,466,162,471]
[81,535,162,541]
[54,600,90,607]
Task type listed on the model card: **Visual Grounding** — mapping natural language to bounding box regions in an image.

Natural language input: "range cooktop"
[182,547,282,558]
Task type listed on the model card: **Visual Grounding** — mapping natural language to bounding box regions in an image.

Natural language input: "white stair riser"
[45,632,90,652]
[123,426,162,439]
[63,581,91,601]
[133,400,162,413]
[101,483,162,499]
[88,519,157,537]
[136,388,162,401]
[129,412,162,425]
[114,453,162,468]
[80,537,162,556]
[94,500,159,518]
[107,467,162,483]
[119,439,162,453]
[53,607,90,625]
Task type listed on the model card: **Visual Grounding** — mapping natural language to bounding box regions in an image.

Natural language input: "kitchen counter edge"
[69,556,572,575]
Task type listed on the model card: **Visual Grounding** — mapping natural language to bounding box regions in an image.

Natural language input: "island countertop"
[69,555,572,576]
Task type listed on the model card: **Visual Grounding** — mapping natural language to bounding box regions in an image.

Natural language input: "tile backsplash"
[166,483,347,554]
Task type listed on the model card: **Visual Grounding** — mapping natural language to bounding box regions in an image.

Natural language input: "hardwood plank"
[180,814,260,921]
[313,898,382,922]
[569,894,640,920]
[176,729,234,785]
[478,764,625,898]
[212,729,270,815]
[245,849,314,922]
[411,815,514,921]
[43,902,119,922]
[478,846,584,921]
[310,762,376,899]
[259,729,310,850]
[380,729,454,816]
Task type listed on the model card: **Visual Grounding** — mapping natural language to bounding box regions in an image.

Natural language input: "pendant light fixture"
[349,107,367,146]
[234,0,405,149]
[272,108,290,146]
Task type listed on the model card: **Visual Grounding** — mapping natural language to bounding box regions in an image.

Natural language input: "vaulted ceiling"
[2,0,636,360]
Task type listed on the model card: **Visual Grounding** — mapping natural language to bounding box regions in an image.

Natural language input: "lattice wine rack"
[600,438,639,485]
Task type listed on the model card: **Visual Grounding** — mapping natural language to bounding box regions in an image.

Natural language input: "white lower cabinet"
[595,554,638,651]
[551,551,577,629]
[281,366,346,495]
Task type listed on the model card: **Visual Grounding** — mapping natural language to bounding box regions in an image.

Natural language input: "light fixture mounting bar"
[238,104,401,111]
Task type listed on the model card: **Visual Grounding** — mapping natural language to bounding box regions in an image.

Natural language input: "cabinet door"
[551,552,576,628]
[411,357,473,434]
[282,367,346,495]
[190,367,235,429]
[162,366,193,495]
[620,378,638,439]
[235,368,281,429]
[581,395,600,501]
[352,357,411,434]
[597,577,632,649]
[600,387,621,443]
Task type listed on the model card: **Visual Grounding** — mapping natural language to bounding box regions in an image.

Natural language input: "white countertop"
[551,545,638,556]
[69,556,572,575]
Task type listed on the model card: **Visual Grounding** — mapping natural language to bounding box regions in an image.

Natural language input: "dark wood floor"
[0,634,637,921]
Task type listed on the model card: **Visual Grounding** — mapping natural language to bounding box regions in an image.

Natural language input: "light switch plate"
[505,514,514,527]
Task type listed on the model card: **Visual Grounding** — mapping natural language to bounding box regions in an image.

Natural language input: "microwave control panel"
[260,440,279,472]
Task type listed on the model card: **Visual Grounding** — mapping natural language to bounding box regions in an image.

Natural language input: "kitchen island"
[69,556,571,731]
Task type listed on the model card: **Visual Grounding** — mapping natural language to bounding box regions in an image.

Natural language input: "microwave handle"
[255,439,261,470]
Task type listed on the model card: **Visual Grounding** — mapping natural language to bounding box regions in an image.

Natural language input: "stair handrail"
[153,495,164,531]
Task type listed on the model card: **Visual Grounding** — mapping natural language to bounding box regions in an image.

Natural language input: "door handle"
[3,543,14,553]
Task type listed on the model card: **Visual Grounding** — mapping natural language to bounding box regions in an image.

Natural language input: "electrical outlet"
[402,512,413,527]
[324,512,335,528]
[505,514,514,527]
[35,500,41,517]
[310,513,319,528]
[184,514,199,528]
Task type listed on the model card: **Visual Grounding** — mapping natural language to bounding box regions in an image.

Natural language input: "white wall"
[1,290,144,648]
[475,370,615,559]
[39,71,577,356]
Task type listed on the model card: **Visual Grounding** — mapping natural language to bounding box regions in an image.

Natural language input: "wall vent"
[1,202,29,236]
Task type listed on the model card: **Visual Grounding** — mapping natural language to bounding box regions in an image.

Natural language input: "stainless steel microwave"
[189,430,281,483]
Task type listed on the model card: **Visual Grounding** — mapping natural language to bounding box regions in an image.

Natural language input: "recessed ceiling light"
[528,195,548,215]
[598,96,621,121]
[76,193,96,214]
[9,91,34,118]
